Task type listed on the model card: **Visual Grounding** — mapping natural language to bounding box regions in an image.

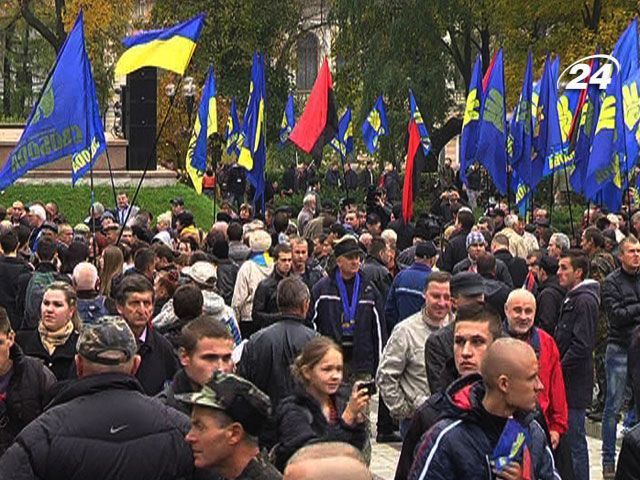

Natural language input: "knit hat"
[333,235,363,258]
[248,229,272,253]
[415,241,437,259]
[466,231,486,250]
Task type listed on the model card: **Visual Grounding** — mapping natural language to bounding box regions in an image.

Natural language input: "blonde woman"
[16,282,80,380]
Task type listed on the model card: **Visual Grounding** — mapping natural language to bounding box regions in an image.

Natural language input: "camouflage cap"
[177,372,271,436]
[77,316,138,365]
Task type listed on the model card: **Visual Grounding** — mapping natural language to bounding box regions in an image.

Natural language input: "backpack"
[22,271,56,330]
[76,296,109,326]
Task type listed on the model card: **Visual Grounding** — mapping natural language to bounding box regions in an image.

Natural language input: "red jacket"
[532,327,569,435]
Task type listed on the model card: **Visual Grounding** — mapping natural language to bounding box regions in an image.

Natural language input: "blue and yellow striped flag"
[115,14,205,77]
[185,66,217,194]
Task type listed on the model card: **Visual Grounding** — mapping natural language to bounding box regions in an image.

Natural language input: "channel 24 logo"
[558,54,620,90]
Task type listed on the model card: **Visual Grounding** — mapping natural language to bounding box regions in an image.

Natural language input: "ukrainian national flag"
[225,97,241,157]
[238,53,267,203]
[362,95,388,154]
[185,66,217,194]
[279,94,296,145]
[115,14,205,77]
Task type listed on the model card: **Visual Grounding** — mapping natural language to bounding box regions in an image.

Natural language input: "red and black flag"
[289,58,338,161]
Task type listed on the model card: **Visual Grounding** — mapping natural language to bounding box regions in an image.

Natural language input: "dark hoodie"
[554,279,601,409]
[536,274,566,335]
[408,375,558,480]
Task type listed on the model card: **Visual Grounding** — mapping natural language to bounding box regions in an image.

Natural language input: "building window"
[296,33,318,91]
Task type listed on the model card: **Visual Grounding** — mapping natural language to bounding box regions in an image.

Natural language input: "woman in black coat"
[273,337,369,470]
[16,282,80,381]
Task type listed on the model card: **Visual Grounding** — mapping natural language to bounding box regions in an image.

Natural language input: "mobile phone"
[357,380,377,395]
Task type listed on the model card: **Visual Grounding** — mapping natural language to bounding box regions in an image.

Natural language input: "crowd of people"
[0,172,640,479]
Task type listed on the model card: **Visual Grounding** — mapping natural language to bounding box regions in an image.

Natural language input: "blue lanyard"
[336,271,360,323]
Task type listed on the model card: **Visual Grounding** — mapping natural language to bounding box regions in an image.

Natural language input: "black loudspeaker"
[125,67,157,170]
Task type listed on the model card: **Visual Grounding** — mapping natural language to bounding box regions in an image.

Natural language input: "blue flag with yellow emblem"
[0,12,106,189]
[408,89,432,156]
[509,52,533,191]
[362,95,388,154]
[238,53,267,204]
[459,55,483,188]
[185,65,217,195]
[279,94,296,145]
[475,48,508,195]
[330,108,354,161]
[225,97,241,157]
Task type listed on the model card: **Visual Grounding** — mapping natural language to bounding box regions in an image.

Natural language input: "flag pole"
[89,151,98,265]
[559,155,576,239]
[116,73,183,246]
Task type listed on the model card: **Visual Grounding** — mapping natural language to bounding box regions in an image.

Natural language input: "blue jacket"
[384,263,431,329]
[409,375,559,480]
[309,270,386,375]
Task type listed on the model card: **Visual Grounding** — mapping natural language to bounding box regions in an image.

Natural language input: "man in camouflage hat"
[0,316,201,479]
[181,371,282,479]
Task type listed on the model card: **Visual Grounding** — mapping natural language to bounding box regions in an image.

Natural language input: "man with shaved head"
[408,338,558,480]
[283,443,371,480]
[504,288,568,451]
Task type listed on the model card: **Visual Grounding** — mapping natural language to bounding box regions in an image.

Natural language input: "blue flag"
[616,19,640,173]
[362,95,388,154]
[225,97,241,157]
[185,65,217,194]
[330,108,354,161]
[475,48,508,195]
[510,52,534,186]
[279,94,296,145]
[0,13,107,189]
[238,53,267,204]
[529,56,563,188]
[459,55,483,188]
[570,55,601,194]
[409,89,432,156]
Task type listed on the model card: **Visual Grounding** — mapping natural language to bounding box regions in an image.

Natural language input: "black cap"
[450,272,485,297]
[415,241,437,259]
[539,254,559,275]
[333,235,362,258]
[170,197,184,206]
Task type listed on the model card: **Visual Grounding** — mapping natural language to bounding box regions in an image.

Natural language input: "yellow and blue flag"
[475,48,508,195]
[279,94,296,145]
[509,52,534,208]
[586,20,638,210]
[115,13,205,77]
[238,53,267,204]
[460,55,483,188]
[0,12,106,189]
[408,89,432,156]
[225,97,241,157]
[330,108,354,161]
[185,65,217,195]
[362,95,388,154]
[571,55,601,194]
[532,55,564,186]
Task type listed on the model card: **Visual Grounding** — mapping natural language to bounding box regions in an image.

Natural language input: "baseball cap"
[77,316,138,365]
[450,272,485,297]
[170,197,184,206]
[177,372,271,436]
[415,241,437,259]
[182,261,216,286]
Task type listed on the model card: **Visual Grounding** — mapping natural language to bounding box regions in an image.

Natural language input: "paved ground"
[368,396,614,479]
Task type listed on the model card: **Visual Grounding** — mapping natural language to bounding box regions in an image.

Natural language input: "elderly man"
[297,194,316,236]
[377,272,451,437]
[548,232,570,259]
[72,262,108,325]
[503,289,568,450]
[501,214,529,258]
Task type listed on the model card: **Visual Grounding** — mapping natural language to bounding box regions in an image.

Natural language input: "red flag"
[402,120,421,223]
[289,58,338,160]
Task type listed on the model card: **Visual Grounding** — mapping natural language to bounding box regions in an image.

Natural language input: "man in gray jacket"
[376,271,452,437]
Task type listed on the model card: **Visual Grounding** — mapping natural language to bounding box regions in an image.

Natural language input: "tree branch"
[19,0,63,52]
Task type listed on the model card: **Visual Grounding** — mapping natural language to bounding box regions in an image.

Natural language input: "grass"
[0,184,216,228]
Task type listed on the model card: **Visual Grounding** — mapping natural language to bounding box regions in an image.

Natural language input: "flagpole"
[89,151,98,265]
[101,106,119,209]
[116,73,184,246]
[559,155,576,240]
